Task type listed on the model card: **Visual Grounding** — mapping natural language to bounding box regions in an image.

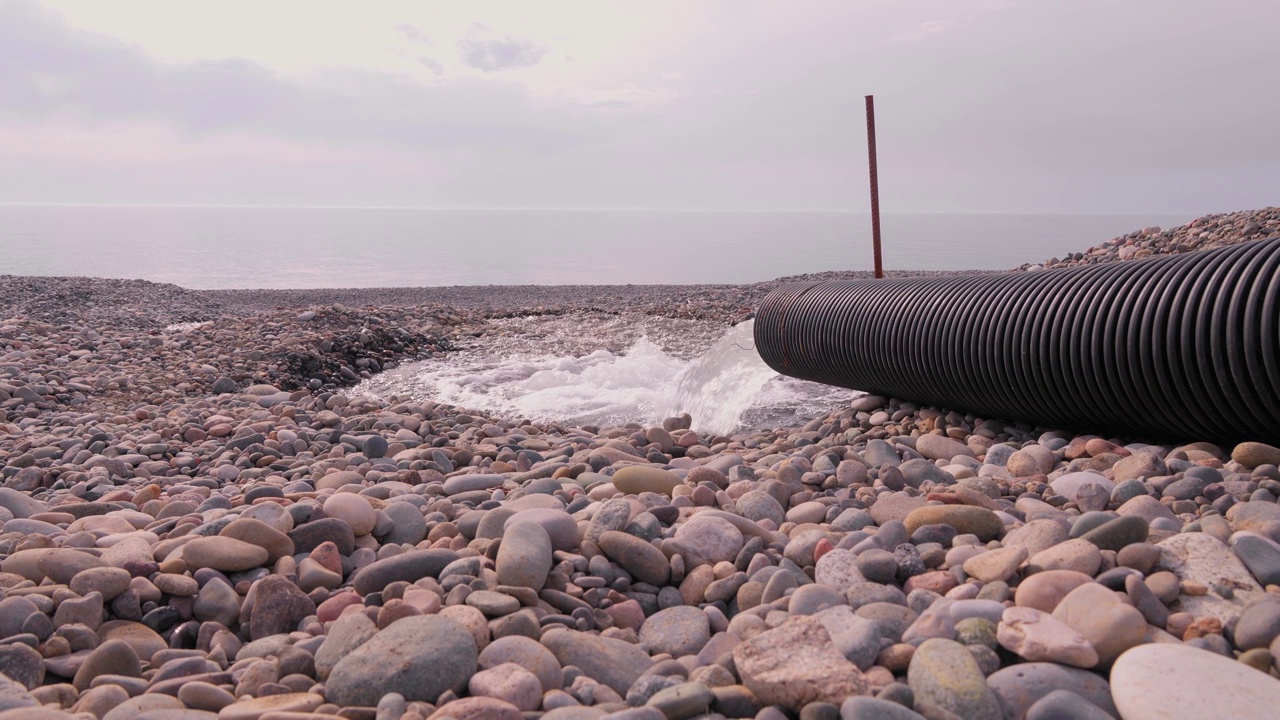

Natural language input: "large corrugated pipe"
[754,236,1280,443]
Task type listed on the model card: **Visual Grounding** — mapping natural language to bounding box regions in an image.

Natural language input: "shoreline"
[0,207,1278,719]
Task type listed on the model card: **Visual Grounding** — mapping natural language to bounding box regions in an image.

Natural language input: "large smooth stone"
[245,575,315,640]
[496,521,553,591]
[733,615,867,710]
[639,606,711,658]
[469,663,542,711]
[1234,597,1280,650]
[598,531,669,586]
[1111,643,1280,719]
[0,488,46,518]
[915,434,974,461]
[986,663,1116,718]
[181,537,268,573]
[1051,583,1145,666]
[904,506,1003,541]
[478,636,563,692]
[504,509,579,552]
[325,615,477,706]
[815,549,867,594]
[907,638,1001,720]
[383,501,428,545]
[443,474,506,496]
[1233,442,1280,468]
[1079,515,1148,552]
[1015,570,1095,613]
[219,518,294,563]
[351,549,460,595]
[673,514,744,566]
[430,697,523,720]
[218,693,323,720]
[322,493,376,536]
[37,549,110,584]
[612,466,682,496]
[96,622,166,664]
[540,627,654,696]
[314,613,378,681]
[1231,532,1280,587]
[1001,520,1070,558]
[840,697,929,720]
[1050,472,1115,502]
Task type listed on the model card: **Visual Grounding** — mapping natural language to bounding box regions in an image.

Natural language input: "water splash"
[662,321,781,432]
[357,318,855,434]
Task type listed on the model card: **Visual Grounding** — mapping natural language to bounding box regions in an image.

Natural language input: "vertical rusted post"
[866,95,883,279]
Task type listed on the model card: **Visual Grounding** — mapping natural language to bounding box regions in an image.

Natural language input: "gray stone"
[478,635,563,692]
[585,498,634,545]
[915,434,974,462]
[72,639,140,692]
[443,473,505,495]
[906,639,1001,720]
[815,549,867,593]
[315,612,377,680]
[736,491,785,527]
[325,615,477,706]
[1025,690,1114,720]
[599,531,669,586]
[674,514,744,566]
[0,644,44,690]
[1232,533,1280,587]
[789,584,846,616]
[362,435,389,459]
[1112,451,1166,482]
[351,549,460,595]
[381,501,427,545]
[840,697,928,720]
[646,682,714,720]
[505,508,579,552]
[814,605,881,670]
[640,606,711,658]
[496,521,553,591]
[899,459,954,488]
[985,663,1116,719]
[1079,515,1147,551]
[1233,597,1280,650]
[540,627,654,696]
[1050,472,1114,503]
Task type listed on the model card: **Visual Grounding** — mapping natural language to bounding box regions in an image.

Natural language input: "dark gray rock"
[326,615,477,706]
[1025,689,1115,720]
[351,549,459,595]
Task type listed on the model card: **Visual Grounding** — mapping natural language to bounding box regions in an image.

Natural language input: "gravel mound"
[1019,207,1280,270]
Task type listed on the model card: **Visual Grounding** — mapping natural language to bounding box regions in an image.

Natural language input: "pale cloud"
[1,0,1277,213]
[458,27,548,72]
[888,19,958,44]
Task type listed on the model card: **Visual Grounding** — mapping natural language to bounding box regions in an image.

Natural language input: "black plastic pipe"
[754,236,1280,443]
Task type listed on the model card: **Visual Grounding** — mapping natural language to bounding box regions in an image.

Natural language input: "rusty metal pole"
[866,95,884,279]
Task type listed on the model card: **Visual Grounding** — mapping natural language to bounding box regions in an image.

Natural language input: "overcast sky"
[1,0,1276,213]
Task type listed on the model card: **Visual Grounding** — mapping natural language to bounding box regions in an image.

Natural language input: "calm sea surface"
[0,205,1192,289]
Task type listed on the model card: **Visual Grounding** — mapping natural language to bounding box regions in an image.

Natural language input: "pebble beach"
[1,207,1280,720]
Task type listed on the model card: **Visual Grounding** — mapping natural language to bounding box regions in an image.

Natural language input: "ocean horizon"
[0,204,1193,290]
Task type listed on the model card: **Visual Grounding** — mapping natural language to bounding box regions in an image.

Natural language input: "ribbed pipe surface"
[754,236,1280,443]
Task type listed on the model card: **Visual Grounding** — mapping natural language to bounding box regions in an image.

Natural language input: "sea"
[0,205,1192,290]
[7,204,1193,432]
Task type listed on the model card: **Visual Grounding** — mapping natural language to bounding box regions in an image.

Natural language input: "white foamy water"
[356,316,857,434]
